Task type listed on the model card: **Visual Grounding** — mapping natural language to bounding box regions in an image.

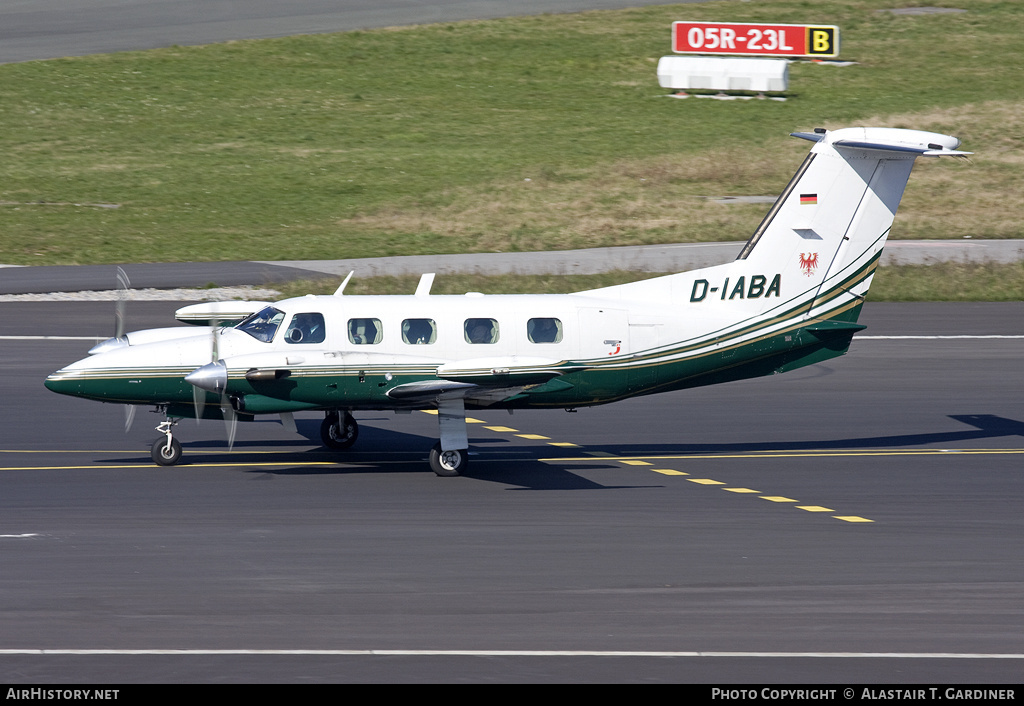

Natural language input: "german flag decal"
[800,193,818,205]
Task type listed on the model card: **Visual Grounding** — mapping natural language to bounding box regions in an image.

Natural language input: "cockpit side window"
[402,318,436,345]
[285,312,326,344]
[236,306,286,343]
[348,318,382,345]
[464,318,499,344]
[527,317,562,343]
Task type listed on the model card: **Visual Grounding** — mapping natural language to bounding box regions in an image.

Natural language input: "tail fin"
[576,127,967,325]
[730,127,968,320]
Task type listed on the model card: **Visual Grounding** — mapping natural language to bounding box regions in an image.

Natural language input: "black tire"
[429,442,467,477]
[151,437,182,466]
[321,412,358,450]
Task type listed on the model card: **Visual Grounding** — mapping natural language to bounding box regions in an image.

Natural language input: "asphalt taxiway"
[2,300,1022,682]
[2,0,1023,685]
[0,0,691,64]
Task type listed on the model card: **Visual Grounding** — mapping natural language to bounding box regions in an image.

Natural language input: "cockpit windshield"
[236,306,286,342]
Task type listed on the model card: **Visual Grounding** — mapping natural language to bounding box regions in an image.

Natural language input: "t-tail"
[728,126,969,325]
[577,126,968,390]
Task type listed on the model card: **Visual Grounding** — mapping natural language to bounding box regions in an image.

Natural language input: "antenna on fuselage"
[415,273,435,296]
[333,271,355,296]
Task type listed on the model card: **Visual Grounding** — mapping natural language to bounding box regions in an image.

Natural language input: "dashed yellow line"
[453,417,889,522]
[586,452,877,523]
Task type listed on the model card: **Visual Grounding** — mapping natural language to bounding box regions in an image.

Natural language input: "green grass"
[869,262,1024,301]
[1,0,1022,267]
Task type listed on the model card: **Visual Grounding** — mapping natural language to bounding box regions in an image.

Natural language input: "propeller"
[221,389,238,451]
[190,317,218,424]
[114,266,130,339]
[114,266,137,433]
[185,321,238,450]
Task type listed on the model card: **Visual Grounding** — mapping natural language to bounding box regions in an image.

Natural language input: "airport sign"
[672,21,840,58]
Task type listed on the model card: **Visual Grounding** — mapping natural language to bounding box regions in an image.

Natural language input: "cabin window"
[348,318,382,345]
[236,306,285,343]
[402,318,436,345]
[464,318,499,344]
[285,313,326,344]
[527,317,562,344]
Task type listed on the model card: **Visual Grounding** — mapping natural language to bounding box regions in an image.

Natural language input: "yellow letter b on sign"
[806,26,839,57]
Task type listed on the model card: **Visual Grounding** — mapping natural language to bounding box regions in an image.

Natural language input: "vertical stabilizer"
[574,127,967,333]
[729,127,967,321]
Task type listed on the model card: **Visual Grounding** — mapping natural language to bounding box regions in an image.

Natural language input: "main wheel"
[321,412,358,450]
[429,442,467,477]
[151,437,182,466]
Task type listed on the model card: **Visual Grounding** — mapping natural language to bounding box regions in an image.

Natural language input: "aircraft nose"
[185,361,228,393]
[44,371,79,396]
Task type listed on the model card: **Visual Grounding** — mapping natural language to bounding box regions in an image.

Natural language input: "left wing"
[387,356,573,406]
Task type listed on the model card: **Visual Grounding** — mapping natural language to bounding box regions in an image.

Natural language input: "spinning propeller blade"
[221,393,238,451]
[114,266,130,339]
[191,319,220,424]
[191,383,207,424]
[184,318,238,450]
[115,267,135,433]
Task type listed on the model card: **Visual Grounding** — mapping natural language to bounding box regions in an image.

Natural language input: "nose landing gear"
[151,418,182,466]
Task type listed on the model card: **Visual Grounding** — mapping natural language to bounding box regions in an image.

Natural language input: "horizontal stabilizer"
[792,128,970,156]
[802,319,867,341]
[802,320,867,333]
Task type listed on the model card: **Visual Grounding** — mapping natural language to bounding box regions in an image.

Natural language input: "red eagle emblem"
[798,252,819,277]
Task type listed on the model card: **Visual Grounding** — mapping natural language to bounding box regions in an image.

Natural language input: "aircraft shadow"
[102,418,651,490]
[541,414,1024,458]
[99,414,1021,490]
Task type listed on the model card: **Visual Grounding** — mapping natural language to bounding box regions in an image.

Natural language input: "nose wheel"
[151,418,183,466]
[151,436,182,466]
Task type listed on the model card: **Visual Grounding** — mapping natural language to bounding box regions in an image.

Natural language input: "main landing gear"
[320,411,359,450]
[430,397,469,477]
[322,408,469,477]
[429,443,467,477]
